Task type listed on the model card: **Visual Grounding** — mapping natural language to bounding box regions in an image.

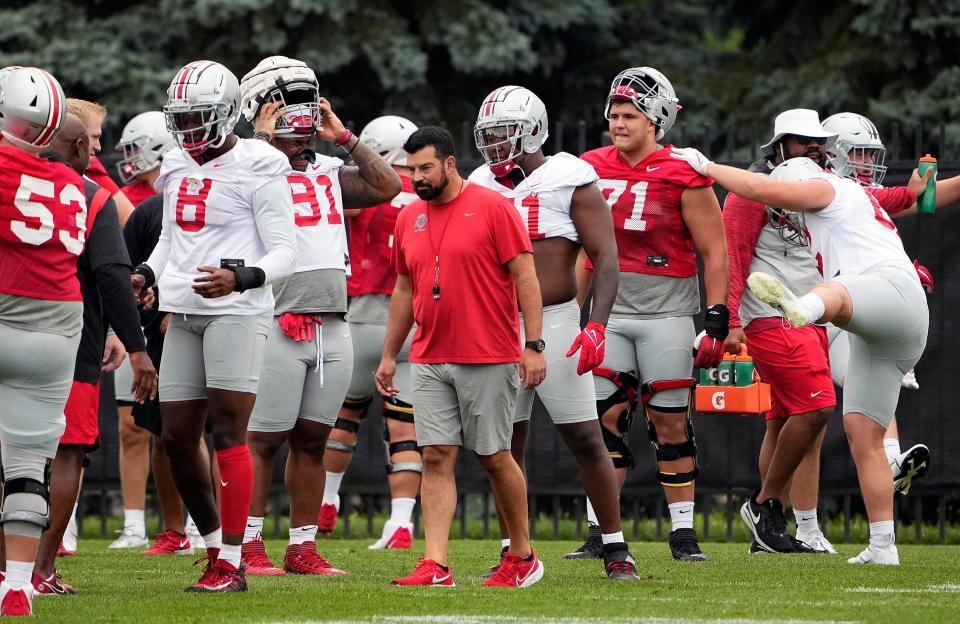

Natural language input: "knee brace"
[341,395,373,420]
[640,378,698,487]
[382,406,422,475]
[326,417,360,453]
[1,473,51,538]
[383,398,415,424]
[594,367,640,469]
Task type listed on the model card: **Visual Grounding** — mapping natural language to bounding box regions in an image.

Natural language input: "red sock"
[216,445,253,535]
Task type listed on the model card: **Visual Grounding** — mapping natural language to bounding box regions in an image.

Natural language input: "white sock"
[884,438,902,465]
[218,543,241,568]
[869,520,895,549]
[5,560,33,591]
[668,501,695,531]
[202,528,222,551]
[500,538,511,550]
[798,293,825,324]
[389,498,416,526]
[322,471,344,508]
[243,516,264,543]
[601,531,625,545]
[586,498,598,526]
[123,508,145,534]
[71,502,79,522]
[185,515,199,534]
[794,508,819,534]
[289,525,318,546]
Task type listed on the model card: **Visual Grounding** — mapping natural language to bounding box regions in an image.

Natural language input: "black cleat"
[748,539,767,555]
[790,535,817,554]
[564,525,603,560]
[668,528,709,561]
[740,495,796,553]
[482,547,507,580]
[892,444,930,496]
[603,548,640,581]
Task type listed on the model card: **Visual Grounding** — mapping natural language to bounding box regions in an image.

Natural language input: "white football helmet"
[240,56,320,137]
[359,115,417,166]
[605,67,679,140]
[0,66,66,152]
[770,156,831,183]
[474,86,548,177]
[163,60,240,156]
[115,111,176,183]
[822,112,887,186]
[766,157,830,247]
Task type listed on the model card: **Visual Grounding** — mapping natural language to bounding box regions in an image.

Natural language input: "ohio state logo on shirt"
[414,213,427,232]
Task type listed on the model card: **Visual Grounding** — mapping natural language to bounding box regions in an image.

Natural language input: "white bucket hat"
[761,108,837,155]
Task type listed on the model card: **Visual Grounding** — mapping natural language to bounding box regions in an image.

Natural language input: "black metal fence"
[84,120,960,542]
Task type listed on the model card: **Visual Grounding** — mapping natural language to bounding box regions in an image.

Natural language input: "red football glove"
[278,313,321,342]
[566,321,606,375]
[914,259,934,294]
[693,330,724,369]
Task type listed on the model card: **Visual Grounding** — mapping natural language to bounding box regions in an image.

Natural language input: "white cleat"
[368,520,413,550]
[892,444,931,495]
[848,544,899,565]
[185,515,204,550]
[63,513,79,554]
[901,369,919,389]
[747,272,811,328]
[109,527,148,549]
[796,530,837,554]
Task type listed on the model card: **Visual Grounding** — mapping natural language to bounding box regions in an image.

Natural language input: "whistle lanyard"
[426,179,465,300]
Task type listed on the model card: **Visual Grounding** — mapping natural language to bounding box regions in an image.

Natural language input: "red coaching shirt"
[85,156,121,195]
[120,179,156,207]
[393,182,532,364]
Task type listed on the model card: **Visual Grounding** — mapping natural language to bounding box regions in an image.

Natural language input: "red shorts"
[744,321,836,421]
[60,381,101,450]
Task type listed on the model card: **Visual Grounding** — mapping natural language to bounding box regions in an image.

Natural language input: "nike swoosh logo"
[800,517,815,522]
[810,390,824,398]
[549,323,563,329]
[432,574,451,584]
[646,166,661,172]
[678,509,691,514]
[212,163,228,168]
[750,510,761,524]
[464,213,476,217]
[221,480,229,487]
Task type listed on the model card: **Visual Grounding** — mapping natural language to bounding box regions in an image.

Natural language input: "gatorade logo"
[717,368,732,384]
[711,392,726,410]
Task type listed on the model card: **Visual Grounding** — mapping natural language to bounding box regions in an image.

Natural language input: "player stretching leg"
[324,115,421,548]
[672,149,928,565]
[131,60,298,592]
[575,68,729,562]
[238,56,401,574]
[469,86,638,581]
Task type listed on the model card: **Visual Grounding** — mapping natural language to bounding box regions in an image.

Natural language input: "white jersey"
[287,154,349,273]
[468,152,599,242]
[805,175,913,280]
[147,139,298,315]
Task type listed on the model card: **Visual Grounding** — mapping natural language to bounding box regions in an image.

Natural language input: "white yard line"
[265,616,861,624]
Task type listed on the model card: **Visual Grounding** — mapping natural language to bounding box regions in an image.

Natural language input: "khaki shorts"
[159,312,271,402]
[516,300,597,424]
[114,355,135,404]
[249,314,353,431]
[0,323,79,458]
[412,362,519,456]
[346,321,413,405]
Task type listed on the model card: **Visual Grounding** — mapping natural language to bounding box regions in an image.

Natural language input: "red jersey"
[85,156,120,195]
[120,179,156,207]
[348,175,418,296]
[392,182,532,364]
[0,147,90,300]
[580,145,713,277]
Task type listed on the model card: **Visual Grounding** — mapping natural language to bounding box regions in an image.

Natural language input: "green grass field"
[31,538,960,623]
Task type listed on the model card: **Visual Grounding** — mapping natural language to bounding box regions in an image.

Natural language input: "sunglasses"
[792,135,826,146]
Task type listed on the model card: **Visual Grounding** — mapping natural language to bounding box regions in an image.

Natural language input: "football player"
[32,112,158,594]
[238,56,402,574]
[468,86,638,581]
[0,66,87,615]
[723,109,839,554]
[672,149,928,565]
[323,115,421,549]
[576,68,729,562]
[130,60,299,592]
[117,111,177,207]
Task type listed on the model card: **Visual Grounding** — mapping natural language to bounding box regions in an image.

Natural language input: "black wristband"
[704,304,729,339]
[132,263,156,289]
[230,266,266,293]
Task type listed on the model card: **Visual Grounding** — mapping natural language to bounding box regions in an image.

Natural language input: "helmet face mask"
[474,122,524,177]
[765,206,807,246]
[259,80,320,136]
[116,110,177,183]
[474,86,548,178]
[164,61,241,157]
[164,103,230,155]
[821,112,887,186]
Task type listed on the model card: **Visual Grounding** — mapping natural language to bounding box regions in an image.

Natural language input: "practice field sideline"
[34,540,960,622]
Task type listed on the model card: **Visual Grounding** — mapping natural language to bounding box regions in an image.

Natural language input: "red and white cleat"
[185,554,248,593]
[369,521,413,550]
[32,570,76,596]
[0,583,32,616]
[142,530,192,556]
[56,541,75,558]
[482,549,544,588]
[283,542,347,576]
[391,558,454,587]
[241,540,285,575]
[318,503,338,535]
